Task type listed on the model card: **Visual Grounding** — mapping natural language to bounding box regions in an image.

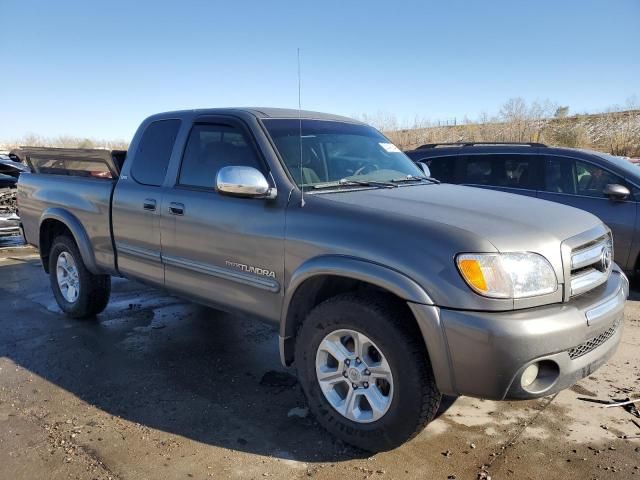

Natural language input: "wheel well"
[39,219,73,273]
[281,275,419,365]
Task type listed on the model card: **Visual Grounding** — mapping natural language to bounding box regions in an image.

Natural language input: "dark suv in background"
[405,143,640,275]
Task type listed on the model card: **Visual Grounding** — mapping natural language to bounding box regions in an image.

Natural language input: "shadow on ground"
[0,254,456,463]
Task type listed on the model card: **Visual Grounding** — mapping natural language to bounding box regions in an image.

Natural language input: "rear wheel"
[49,235,111,319]
[295,293,441,451]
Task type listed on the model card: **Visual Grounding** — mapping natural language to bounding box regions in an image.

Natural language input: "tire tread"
[49,235,111,319]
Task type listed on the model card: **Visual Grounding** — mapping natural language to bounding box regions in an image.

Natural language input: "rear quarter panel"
[18,172,117,273]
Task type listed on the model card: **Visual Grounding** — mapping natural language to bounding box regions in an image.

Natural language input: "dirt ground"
[0,238,638,480]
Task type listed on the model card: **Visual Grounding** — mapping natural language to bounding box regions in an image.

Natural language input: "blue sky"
[1,0,638,141]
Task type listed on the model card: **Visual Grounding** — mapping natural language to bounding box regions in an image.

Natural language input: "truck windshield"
[263,119,424,188]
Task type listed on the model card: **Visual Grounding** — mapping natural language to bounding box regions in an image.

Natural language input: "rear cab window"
[131,119,181,186]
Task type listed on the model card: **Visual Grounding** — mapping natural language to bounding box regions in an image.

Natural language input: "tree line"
[366,97,640,157]
[3,98,639,157]
[2,134,128,152]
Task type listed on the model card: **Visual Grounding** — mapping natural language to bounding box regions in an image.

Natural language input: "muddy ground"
[0,238,638,479]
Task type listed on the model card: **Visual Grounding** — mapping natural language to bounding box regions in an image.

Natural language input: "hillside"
[3,104,639,158]
[386,108,640,156]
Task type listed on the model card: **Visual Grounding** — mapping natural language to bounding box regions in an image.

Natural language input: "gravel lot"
[0,240,639,479]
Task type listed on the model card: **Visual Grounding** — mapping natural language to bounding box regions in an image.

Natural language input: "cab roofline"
[143,107,363,124]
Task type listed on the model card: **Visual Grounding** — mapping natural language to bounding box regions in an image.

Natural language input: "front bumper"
[410,267,628,400]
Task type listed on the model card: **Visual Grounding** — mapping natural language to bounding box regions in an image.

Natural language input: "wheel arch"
[279,255,434,366]
[39,208,100,274]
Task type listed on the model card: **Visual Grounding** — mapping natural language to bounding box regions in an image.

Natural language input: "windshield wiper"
[391,175,440,185]
[312,178,397,190]
[339,178,397,188]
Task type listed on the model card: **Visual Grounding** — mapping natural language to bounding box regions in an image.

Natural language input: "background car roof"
[405,144,640,183]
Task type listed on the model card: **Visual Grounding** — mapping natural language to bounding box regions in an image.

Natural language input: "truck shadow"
[0,261,456,463]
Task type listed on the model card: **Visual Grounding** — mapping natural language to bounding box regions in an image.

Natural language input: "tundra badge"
[225,260,276,278]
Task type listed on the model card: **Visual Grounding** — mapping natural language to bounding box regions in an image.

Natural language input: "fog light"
[521,363,539,388]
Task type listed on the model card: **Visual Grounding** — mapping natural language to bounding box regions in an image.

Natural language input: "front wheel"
[295,293,441,451]
[49,235,111,319]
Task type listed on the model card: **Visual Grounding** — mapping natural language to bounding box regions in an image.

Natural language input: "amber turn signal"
[457,258,488,292]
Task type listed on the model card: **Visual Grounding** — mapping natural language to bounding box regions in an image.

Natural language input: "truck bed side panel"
[18,173,117,274]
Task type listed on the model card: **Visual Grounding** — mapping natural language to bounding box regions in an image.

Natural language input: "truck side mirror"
[415,161,431,178]
[216,166,277,199]
[603,183,630,201]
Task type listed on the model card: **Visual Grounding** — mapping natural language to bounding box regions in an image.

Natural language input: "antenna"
[297,47,305,207]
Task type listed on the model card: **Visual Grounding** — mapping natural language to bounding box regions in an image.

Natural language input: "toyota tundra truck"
[17,108,628,451]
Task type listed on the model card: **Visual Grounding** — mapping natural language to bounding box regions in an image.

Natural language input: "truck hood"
[317,183,601,252]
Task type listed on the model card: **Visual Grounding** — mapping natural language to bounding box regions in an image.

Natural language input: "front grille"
[569,234,613,297]
[568,320,620,360]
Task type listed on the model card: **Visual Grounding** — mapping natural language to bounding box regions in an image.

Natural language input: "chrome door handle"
[143,199,156,211]
[168,202,185,215]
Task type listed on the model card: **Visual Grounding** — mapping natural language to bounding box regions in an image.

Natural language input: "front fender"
[280,255,434,339]
[40,208,100,274]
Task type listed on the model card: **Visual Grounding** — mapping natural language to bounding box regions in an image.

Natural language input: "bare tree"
[378,97,639,156]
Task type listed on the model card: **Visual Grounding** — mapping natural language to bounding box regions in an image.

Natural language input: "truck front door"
[160,118,286,322]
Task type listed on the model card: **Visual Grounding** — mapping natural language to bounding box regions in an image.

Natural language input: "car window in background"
[544,156,625,198]
[131,119,181,186]
[462,155,535,189]
[575,160,624,198]
[421,157,456,182]
[544,156,576,194]
[178,123,262,188]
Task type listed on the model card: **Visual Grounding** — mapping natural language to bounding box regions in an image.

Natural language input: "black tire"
[48,235,111,319]
[295,293,441,451]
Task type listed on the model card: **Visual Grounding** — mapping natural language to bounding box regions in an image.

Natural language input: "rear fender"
[39,208,100,274]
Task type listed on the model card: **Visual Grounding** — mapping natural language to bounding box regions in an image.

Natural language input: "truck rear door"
[112,119,181,286]
[160,117,286,322]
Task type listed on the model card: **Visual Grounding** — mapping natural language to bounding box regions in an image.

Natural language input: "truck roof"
[147,107,361,124]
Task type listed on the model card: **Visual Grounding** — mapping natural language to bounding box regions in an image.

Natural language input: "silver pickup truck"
[18,108,628,451]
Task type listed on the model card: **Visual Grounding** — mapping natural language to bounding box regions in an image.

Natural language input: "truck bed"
[17,148,123,275]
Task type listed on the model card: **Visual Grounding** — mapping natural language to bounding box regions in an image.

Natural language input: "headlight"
[456,252,557,299]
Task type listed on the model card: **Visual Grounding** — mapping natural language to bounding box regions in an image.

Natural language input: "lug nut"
[345,359,350,366]
[343,370,348,377]
[363,382,369,388]
[352,383,358,389]
[355,357,361,365]
[364,369,370,376]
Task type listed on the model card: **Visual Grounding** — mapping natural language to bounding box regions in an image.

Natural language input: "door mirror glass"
[603,183,630,201]
[416,161,431,178]
[216,166,276,199]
